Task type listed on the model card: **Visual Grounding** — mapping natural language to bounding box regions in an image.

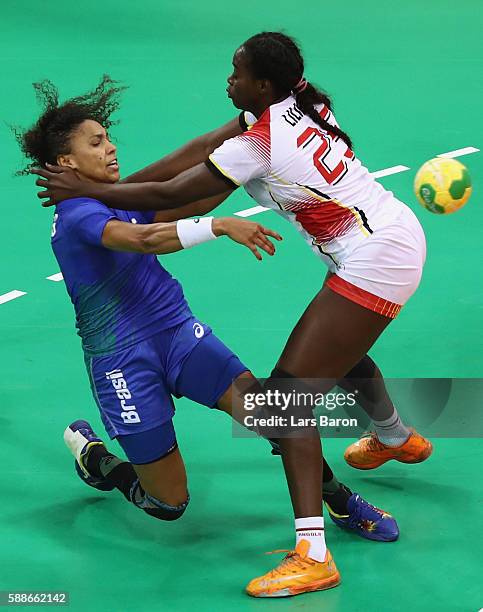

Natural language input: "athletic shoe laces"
[263,549,316,578]
[359,431,388,451]
[347,495,385,529]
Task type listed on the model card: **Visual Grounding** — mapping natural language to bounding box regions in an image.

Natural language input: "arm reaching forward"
[123,117,243,183]
[33,161,236,210]
[102,215,281,261]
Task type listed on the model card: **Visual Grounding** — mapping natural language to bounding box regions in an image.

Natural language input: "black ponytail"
[295,82,353,149]
[242,31,353,149]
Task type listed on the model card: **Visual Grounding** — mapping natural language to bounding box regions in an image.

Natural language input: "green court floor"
[0,1,482,610]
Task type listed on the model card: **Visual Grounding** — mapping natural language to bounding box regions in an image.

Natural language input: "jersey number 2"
[297,127,354,185]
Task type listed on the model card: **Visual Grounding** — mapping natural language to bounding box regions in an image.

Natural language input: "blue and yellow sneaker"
[326,490,399,542]
[64,419,114,492]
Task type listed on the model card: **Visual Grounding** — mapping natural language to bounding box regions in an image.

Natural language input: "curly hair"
[13,74,126,175]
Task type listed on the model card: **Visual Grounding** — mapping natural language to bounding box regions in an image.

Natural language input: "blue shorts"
[85,316,248,463]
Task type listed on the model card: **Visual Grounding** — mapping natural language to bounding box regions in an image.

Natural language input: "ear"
[258,79,272,95]
[57,155,77,170]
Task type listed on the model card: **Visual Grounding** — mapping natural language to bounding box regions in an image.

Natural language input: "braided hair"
[241,32,352,149]
[13,75,126,175]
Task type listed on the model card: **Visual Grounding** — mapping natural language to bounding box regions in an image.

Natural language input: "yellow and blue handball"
[414,157,472,214]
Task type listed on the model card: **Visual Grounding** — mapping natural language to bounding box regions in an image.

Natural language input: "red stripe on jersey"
[237,107,271,170]
[294,199,359,244]
[326,274,402,319]
[251,106,271,135]
[319,105,330,121]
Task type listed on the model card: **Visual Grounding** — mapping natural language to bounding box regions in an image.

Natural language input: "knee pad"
[143,495,189,521]
[343,354,377,380]
[130,479,190,521]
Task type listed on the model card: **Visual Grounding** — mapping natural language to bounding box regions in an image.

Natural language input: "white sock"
[373,410,411,447]
[295,516,326,562]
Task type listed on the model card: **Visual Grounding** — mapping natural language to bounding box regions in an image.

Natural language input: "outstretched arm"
[102,216,281,260]
[152,192,233,223]
[34,161,236,210]
[122,117,242,183]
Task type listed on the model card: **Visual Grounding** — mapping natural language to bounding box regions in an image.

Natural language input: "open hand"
[31,164,83,206]
[214,217,282,260]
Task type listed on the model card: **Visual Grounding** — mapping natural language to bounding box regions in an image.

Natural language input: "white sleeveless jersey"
[209,95,404,269]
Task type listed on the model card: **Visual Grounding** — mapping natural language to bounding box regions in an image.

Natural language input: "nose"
[227,74,234,86]
[107,139,116,155]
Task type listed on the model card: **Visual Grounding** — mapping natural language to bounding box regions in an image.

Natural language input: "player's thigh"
[133,449,188,508]
[116,419,188,507]
[277,285,391,380]
[173,328,250,412]
[86,339,175,440]
[88,339,189,505]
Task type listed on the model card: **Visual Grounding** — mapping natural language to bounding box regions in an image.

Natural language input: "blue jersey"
[51,197,192,357]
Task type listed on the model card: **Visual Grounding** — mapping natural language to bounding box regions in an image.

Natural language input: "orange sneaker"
[344,429,433,470]
[246,540,340,598]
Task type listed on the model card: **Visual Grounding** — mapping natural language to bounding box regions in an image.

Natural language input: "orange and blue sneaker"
[326,489,399,542]
[246,540,340,598]
[64,419,114,491]
[344,429,433,470]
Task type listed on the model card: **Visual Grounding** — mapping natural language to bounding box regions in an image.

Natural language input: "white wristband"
[176,217,217,249]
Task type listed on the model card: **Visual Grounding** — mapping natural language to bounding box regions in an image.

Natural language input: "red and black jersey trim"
[298,184,374,234]
[204,160,239,190]
[352,206,373,234]
[297,183,331,200]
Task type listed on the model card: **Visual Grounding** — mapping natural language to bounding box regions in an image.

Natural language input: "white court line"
[0,290,27,305]
[370,165,410,179]
[46,272,63,282]
[235,205,269,217]
[437,146,480,159]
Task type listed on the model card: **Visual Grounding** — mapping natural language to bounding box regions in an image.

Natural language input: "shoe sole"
[395,443,433,464]
[64,421,114,491]
[64,425,103,474]
[247,574,341,598]
[345,444,433,470]
[329,514,399,542]
[345,457,389,470]
[333,522,399,542]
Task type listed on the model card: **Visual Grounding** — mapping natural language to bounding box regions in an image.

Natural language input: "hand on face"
[31,164,84,207]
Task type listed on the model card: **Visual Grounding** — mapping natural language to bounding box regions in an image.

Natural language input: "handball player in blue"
[18,77,282,519]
